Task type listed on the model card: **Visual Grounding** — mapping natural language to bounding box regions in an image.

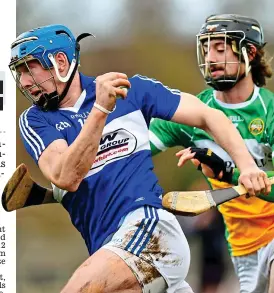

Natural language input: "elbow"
[63,182,80,193]
[51,176,82,192]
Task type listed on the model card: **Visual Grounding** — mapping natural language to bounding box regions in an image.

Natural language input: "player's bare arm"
[171,93,271,197]
[38,72,130,192]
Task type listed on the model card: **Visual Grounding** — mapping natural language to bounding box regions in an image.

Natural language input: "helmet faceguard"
[196,14,265,91]
[9,24,94,111]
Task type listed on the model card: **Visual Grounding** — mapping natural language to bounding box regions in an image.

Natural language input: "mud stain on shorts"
[146,232,168,259]
[134,257,161,284]
[145,231,182,267]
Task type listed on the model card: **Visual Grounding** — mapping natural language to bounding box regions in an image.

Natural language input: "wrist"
[237,158,257,172]
[91,106,109,119]
[93,102,116,115]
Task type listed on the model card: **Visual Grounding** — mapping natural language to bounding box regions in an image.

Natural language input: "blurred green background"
[15,1,274,292]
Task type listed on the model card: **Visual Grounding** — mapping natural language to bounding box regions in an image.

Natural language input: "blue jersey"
[19,73,181,254]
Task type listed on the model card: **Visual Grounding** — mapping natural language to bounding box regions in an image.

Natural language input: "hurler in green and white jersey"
[150,13,274,293]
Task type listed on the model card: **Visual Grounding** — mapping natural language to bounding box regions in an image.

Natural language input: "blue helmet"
[10,24,77,69]
[9,24,94,110]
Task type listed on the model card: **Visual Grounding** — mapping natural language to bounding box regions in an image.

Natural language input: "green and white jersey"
[150,86,274,171]
[149,86,274,257]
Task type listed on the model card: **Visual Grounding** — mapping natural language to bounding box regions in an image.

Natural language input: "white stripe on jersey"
[180,128,192,138]
[133,74,181,95]
[149,130,167,151]
[23,108,46,149]
[19,115,39,161]
[258,93,267,115]
[206,97,213,105]
[20,108,45,158]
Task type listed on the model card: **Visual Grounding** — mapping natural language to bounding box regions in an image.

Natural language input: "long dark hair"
[250,47,272,87]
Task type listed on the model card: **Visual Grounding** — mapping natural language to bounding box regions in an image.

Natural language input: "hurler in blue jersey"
[9,24,269,293]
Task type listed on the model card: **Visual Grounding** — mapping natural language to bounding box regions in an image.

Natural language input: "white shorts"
[231,238,274,293]
[103,205,194,293]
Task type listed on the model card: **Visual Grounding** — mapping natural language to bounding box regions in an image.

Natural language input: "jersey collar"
[59,73,95,112]
[213,85,260,109]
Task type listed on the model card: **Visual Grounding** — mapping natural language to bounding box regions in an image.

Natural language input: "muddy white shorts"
[103,205,194,293]
[231,238,274,293]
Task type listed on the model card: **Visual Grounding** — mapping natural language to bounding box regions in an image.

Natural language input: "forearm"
[44,108,107,191]
[232,168,274,202]
[204,109,257,171]
[171,95,255,170]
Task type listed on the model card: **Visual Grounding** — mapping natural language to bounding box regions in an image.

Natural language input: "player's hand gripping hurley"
[162,177,274,216]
